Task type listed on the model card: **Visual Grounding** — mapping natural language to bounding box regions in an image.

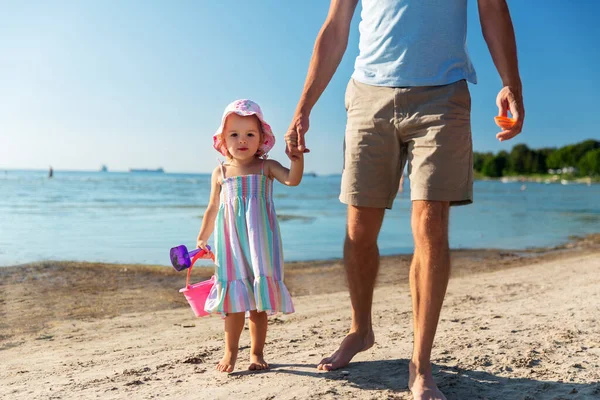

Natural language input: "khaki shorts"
[340,78,473,209]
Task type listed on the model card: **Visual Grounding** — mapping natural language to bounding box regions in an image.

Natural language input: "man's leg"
[408,200,450,400]
[317,205,385,371]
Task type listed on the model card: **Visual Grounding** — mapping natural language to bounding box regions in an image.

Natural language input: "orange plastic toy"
[494,116,516,130]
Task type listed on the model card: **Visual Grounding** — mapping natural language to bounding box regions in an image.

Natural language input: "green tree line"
[473,139,600,178]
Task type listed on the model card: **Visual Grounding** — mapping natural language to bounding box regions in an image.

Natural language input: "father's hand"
[285,112,311,160]
[496,85,524,142]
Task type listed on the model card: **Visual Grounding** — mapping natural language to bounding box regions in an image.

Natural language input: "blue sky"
[1,0,598,174]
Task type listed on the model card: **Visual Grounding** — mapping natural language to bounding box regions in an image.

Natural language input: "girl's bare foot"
[216,349,238,373]
[248,310,269,371]
[218,312,245,373]
[249,353,269,371]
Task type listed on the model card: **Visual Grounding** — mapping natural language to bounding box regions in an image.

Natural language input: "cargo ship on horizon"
[129,167,165,173]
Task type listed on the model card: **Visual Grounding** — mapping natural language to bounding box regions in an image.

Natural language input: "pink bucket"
[180,276,215,317]
[179,249,215,317]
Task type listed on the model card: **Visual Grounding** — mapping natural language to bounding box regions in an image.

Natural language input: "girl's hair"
[219,115,265,160]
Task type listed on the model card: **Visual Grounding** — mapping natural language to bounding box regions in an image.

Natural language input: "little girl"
[196,99,303,373]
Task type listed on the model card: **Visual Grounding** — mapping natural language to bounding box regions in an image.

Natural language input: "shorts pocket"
[345,78,354,111]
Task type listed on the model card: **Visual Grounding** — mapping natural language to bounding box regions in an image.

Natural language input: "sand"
[1,235,599,399]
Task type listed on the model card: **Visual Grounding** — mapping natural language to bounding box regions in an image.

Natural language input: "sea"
[0,170,598,267]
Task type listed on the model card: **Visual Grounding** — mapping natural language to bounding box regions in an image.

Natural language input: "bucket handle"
[186,249,215,288]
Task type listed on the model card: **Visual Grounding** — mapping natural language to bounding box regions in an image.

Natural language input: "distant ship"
[129,168,165,173]
[100,165,108,172]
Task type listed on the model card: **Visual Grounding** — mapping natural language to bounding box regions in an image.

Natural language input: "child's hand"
[285,126,309,160]
[196,239,208,250]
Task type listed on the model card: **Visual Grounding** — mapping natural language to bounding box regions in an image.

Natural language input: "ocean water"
[0,170,598,267]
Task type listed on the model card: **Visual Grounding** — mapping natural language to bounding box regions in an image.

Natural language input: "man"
[285,0,524,399]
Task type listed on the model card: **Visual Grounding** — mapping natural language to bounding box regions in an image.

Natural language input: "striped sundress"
[204,162,295,316]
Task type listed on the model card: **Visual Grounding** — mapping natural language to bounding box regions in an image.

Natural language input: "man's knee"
[346,206,385,247]
[411,201,449,244]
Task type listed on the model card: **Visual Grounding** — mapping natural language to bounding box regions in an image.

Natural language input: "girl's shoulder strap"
[217,159,226,182]
[260,159,265,176]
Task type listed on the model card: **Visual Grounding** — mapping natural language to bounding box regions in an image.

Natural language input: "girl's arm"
[196,167,222,249]
[266,156,304,187]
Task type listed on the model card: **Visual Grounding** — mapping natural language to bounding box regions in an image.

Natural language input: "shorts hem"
[410,187,473,207]
[339,193,393,209]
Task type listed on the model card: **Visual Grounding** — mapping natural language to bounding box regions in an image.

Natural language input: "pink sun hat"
[213,99,275,158]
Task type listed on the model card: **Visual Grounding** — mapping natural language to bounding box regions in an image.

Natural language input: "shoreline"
[475,174,598,184]
[1,231,597,270]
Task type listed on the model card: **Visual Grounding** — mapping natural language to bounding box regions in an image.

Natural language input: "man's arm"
[478,0,525,141]
[287,0,359,156]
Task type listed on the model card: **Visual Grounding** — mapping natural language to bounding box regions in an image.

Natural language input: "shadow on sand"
[261,359,599,399]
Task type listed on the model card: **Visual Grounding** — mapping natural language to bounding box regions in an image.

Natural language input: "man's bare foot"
[216,350,238,373]
[317,330,374,371]
[408,361,447,400]
[249,353,269,371]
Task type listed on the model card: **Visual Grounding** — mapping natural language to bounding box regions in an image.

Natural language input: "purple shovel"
[170,244,213,272]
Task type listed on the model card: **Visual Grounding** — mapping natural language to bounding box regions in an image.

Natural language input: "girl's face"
[222,114,263,161]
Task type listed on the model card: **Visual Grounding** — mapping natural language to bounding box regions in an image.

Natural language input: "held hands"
[496,85,524,142]
[285,112,311,160]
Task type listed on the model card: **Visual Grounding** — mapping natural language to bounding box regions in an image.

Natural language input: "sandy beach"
[1,235,599,400]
